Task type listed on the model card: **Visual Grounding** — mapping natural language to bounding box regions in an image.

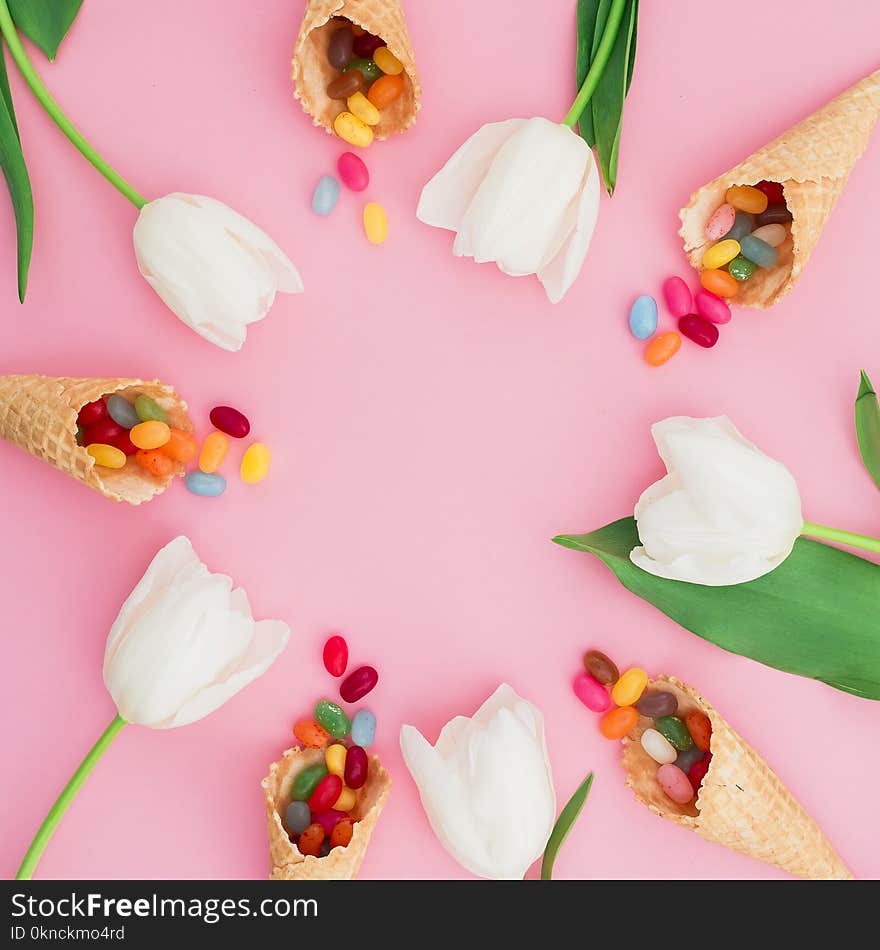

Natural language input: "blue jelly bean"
[285,801,311,835]
[106,394,140,429]
[628,295,658,340]
[722,212,754,242]
[351,709,376,748]
[739,234,778,269]
[185,471,226,497]
[312,175,340,216]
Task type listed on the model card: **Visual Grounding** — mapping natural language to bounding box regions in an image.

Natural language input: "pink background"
[1,0,879,880]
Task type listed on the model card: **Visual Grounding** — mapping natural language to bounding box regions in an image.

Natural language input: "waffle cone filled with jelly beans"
[679,68,880,308]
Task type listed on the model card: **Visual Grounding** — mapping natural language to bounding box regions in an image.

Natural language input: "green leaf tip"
[540,771,594,880]
[855,369,880,491]
[7,0,84,61]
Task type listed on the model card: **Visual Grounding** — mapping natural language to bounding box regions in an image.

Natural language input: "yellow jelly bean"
[611,667,648,707]
[130,420,171,450]
[347,92,380,127]
[333,111,373,148]
[333,786,357,812]
[725,184,768,215]
[199,431,228,474]
[363,202,388,245]
[701,239,740,270]
[325,743,347,778]
[87,443,126,469]
[241,442,271,484]
[373,46,404,75]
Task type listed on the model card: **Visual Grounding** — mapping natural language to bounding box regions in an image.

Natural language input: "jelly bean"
[755,180,784,205]
[749,223,787,248]
[209,405,249,439]
[702,239,740,270]
[111,430,138,456]
[199,431,228,473]
[373,46,404,75]
[679,314,719,348]
[285,801,311,835]
[583,650,619,685]
[662,277,692,319]
[640,728,678,765]
[655,715,693,751]
[331,817,355,849]
[367,73,404,109]
[315,699,351,739]
[739,234,777,269]
[656,764,694,804]
[674,744,704,775]
[323,635,349,677]
[297,823,324,857]
[77,399,107,427]
[337,151,369,192]
[75,425,84,445]
[308,774,343,814]
[645,332,682,367]
[727,255,756,282]
[312,175,340,216]
[343,58,382,85]
[325,743,347,778]
[334,111,374,148]
[694,290,731,325]
[294,719,331,749]
[312,809,347,836]
[344,745,368,790]
[722,212,754,242]
[130,420,171,450]
[684,710,712,752]
[83,417,123,446]
[136,449,175,477]
[754,203,792,227]
[599,705,638,740]
[185,471,227,497]
[688,754,711,794]
[87,443,126,469]
[333,787,357,812]
[106,395,140,429]
[353,32,384,58]
[134,394,167,423]
[351,709,376,748]
[326,70,366,100]
[628,294,658,340]
[291,763,328,801]
[347,91,380,126]
[363,202,388,244]
[725,184,768,215]
[705,204,735,242]
[162,428,198,463]
[611,667,648,706]
[327,25,354,69]
[318,839,331,857]
[699,268,739,298]
[636,690,678,718]
[572,671,611,712]
[241,443,271,484]
[340,665,378,703]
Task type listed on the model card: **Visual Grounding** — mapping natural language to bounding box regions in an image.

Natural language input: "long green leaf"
[553,518,880,700]
[540,772,593,880]
[855,370,880,491]
[575,0,601,146]
[8,0,83,61]
[625,0,639,95]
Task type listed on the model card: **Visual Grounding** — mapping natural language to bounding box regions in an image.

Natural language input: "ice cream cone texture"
[680,68,880,308]
[263,745,390,880]
[0,375,192,505]
[291,0,421,139]
[622,676,852,880]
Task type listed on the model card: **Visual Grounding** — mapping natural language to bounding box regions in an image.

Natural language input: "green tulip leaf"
[575,0,601,146]
[553,518,880,700]
[8,0,84,61]
[540,772,593,881]
[855,370,880,491]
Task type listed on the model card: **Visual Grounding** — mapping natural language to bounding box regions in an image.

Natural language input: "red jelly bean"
[337,152,370,192]
[323,635,349,677]
[678,314,719,348]
[755,180,785,205]
[311,809,347,836]
[308,774,343,814]
[344,745,368,790]
[340,665,378,703]
[209,405,250,439]
[352,32,383,58]
[688,752,712,794]
[77,399,107,427]
[83,417,124,446]
[684,710,712,752]
[111,429,138,456]
[297,823,324,857]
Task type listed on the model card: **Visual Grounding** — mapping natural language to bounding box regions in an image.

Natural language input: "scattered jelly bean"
[130,420,171,450]
[326,70,366,100]
[83,417,123,446]
[323,635,349,677]
[106,395,139,429]
[599,705,638,740]
[628,294,658,340]
[112,430,138,456]
[645,331,682,366]
[347,91,381,126]
[728,255,756,282]
[327,25,354,69]
[755,180,784,205]
[337,151,369,191]
[185,471,227,497]
[655,715,693,751]
[662,277,692,318]
[77,399,107,427]
[134,394,167,423]
[309,774,343,814]
[723,212,754,242]
[700,268,739,298]
[297,823,324,856]
[241,443,271,484]
[679,314,719,348]
[291,763,328,801]
[352,32,384,58]
[674,744,704,775]
[87,443,126,469]
[754,203,792,227]
[640,728,678,765]
[725,184,768,215]
[312,175,340,216]
[750,223,787,248]
[363,202,388,244]
[351,709,376,748]
[136,449,175,477]
[313,810,348,837]
[340,665,378,703]
[373,46,404,75]
[636,690,678,718]
[705,204,736,242]
[315,699,351,739]
[209,405,249,439]
[656,764,694,804]
[611,667,648,706]
[345,745,369,790]
[684,710,712,752]
[694,290,731,325]
[343,58,382,85]
[325,743,347,778]
[572,672,611,712]
[368,73,404,110]
[331,817,355,849]
[702,239,740,270]
[162,428,198,462]
[334,111,374,148]
[199,431,228,473]
[583,650,619,685]
[285,801,311,835]
[688,754,712,794]
[333,786,358,812]
[294,720,331,748]
[739,234,777,268]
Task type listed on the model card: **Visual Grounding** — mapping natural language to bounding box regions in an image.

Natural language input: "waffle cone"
[263,746,390,880]
[291,0,421,140]
[0,375,192,505]
[679,69,880,307]
[622,676,852,880]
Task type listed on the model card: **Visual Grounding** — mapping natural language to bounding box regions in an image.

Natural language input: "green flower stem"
[562,0,628,128]
[0,0,146,208]
[16,713,126,880]
[802,521,880,555]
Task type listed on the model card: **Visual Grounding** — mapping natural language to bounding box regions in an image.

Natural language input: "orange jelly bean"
[297,823,325,856]
[199,431,228,473]
[162,427,198,462]
[684,710,712,752]
[135,449,175,477]
[294,719,331,749]
[725,184,768,215]
[699,268,739,298]
[330,818,355,849]
[599,705,638,739]
[645,331,682,367]
[367,73,404,109]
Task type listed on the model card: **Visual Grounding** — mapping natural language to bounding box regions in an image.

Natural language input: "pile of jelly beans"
[284,634,379,858]
[573,650,713,807]
[312,151,388,245]
[325,18,406,149]
[184,404,271,497]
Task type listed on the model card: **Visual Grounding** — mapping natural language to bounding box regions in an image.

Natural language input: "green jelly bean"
[134,394,168,423]
[343,57,382,85]
[291,763,328,801]
[75,425,85,445]
[314,699,351,739]
[655,715,693,752]
[727,255,756,282]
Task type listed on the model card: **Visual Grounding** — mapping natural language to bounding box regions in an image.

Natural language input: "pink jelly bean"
[323,635,348,677]
[337,152,369,192]
[662,276,692,318]
[694,290,732,325]
[679,314,719,348]
[311,809,348,835]
[656,764,694,804]
[572,672,611,712]
[705,203,736,241]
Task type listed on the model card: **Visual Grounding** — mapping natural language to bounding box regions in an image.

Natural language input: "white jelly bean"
[641,728,678,765]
